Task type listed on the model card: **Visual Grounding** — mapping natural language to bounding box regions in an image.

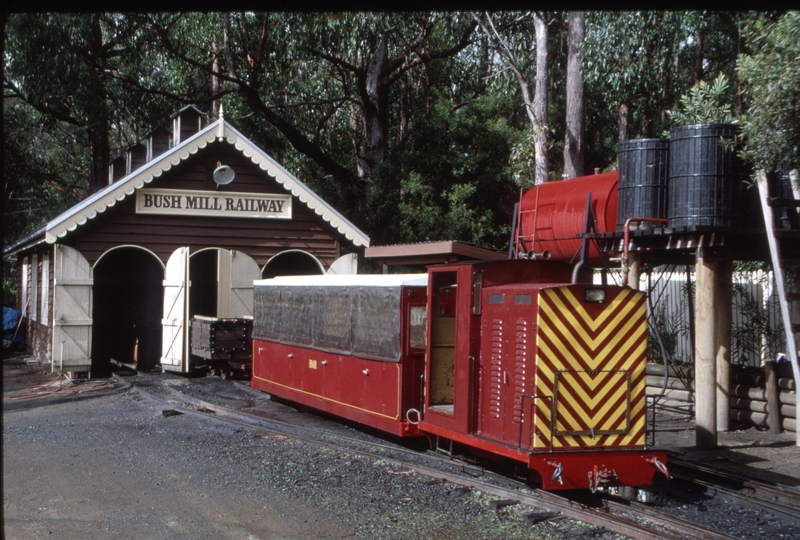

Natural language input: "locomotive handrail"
[520,394,553,452]
[405,408,421,425]
[621,217,669,286]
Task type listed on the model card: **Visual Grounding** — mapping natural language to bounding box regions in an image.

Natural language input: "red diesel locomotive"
[251,259,668,491]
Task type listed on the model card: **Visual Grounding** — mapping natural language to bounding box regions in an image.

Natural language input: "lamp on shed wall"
[213,161,235,185]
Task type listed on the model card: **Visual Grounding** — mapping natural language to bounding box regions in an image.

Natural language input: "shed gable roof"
[44,120,370,247]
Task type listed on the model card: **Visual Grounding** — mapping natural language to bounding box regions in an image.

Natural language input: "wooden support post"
[764,360,782,434]
[628,252,641,291]
[695,251,718,448]
[716,258,732,432]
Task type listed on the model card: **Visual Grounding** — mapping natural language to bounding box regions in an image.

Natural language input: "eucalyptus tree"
[736,11,800,172]
[583,11,699,145]
[473,11,552,185]
[564,11,585,178]
[4,13,176,195]
[139,13,479,211]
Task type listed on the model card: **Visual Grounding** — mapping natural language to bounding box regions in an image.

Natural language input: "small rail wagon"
[190,315,253,378]
[251,259,668,491]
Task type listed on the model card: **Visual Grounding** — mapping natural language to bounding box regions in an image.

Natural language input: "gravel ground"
[647,411,800,539]
[8,353,799,540]
[4,355,610,540]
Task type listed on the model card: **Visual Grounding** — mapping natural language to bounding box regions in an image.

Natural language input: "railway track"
[125,373,749,540]
[668,456,800,527]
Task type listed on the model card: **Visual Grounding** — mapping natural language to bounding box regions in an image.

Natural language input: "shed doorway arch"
[262,249,325,279]
[92,246,164,375]
[188,247,261,320]
[161,247,261,373]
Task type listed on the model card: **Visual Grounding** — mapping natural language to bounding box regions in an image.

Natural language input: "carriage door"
[162,247,189,372]
[52,245,93,373]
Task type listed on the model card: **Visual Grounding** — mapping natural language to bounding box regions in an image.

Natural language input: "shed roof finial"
[217,104,225,140]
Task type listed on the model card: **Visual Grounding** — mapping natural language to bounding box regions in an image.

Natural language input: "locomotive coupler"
[545,460,563,485]
[587,465,618,493]
[645,456,670,479]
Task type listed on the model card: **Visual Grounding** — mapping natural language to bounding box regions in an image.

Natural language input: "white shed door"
[228,250,260,318]
[52,245,93,372]
[327,253,358,275]
[162,247,189,372]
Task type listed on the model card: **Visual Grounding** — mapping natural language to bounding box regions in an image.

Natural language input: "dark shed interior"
[92,247,163,375]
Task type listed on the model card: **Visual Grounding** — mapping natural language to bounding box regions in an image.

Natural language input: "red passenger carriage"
[251,259,668,491]
[252,274,428,436]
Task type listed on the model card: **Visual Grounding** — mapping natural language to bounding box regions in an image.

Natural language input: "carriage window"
[472,271,483,315]
[437,286,457,316]
[488,294,505,304]
[514,294,531,305]
[408,305,427,351]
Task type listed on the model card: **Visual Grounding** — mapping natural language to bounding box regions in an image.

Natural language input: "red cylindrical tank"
[516,171,618,266]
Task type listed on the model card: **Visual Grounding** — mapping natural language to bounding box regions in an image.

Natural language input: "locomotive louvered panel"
[512,319,528,424]
[533,286,647,450]
[489,319,503,419]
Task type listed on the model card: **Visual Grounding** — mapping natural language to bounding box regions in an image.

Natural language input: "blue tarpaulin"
[3,306,24,350]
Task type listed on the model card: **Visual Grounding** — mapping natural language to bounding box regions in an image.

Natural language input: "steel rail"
[130,376,741,540]
[668,456,800,526]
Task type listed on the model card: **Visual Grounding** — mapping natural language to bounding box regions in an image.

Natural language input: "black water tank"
[616,138,669,231]
[668,123,746,228]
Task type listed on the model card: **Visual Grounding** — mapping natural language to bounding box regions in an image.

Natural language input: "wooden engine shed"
[4,106,369,377]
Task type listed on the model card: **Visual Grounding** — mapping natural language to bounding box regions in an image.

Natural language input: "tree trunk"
[618,101,630,144]
[87,14,109,194]
[88,128,109,194]
[564,11,585,179]
[694,26,705,86]
[211,40,221,114]
[358,34,389,182]
[533,12,549,185]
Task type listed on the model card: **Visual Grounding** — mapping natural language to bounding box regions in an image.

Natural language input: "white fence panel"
[596,267,786,367]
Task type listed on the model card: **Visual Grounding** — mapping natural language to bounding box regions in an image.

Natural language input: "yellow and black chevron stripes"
[533,286,647,450]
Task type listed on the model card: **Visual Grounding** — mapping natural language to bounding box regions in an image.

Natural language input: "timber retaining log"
[646,363,796,432]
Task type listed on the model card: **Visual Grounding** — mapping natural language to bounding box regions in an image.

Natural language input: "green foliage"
[731,278,784,366]
[4,12,183,218]
[583,12,695,136]
[582,11,741,166]
[3,100,86,248]
[3,264,18,307]
[737,11,800,171]
[389,91,519,248]
[647,287,691,365]
[4,11,793,253]
[666,73,735,127]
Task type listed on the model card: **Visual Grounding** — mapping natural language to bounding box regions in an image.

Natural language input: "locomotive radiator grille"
[489,319,503,419]
[532,286,647,450]
[513,319,528,425]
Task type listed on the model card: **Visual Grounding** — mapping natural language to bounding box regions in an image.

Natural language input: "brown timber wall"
[61,141,344,267]
[18,246,54,363]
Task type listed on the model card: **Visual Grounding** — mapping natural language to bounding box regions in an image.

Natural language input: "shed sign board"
[136,188,291,219]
